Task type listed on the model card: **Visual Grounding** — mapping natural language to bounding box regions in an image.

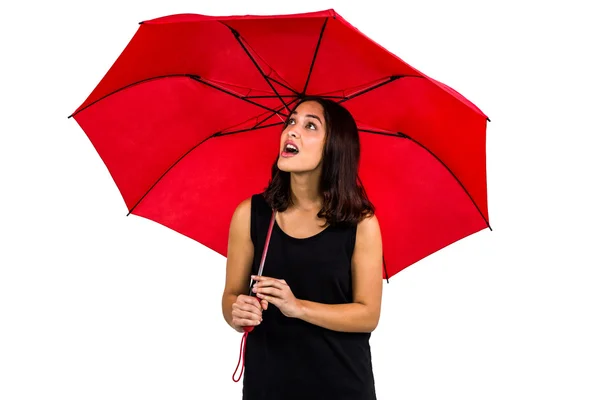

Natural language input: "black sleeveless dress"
[242,193,377,400]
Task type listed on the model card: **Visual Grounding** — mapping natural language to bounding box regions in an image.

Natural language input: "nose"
[288,129,298,138]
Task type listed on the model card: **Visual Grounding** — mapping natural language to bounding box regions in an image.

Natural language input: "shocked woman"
[222,96,383,400]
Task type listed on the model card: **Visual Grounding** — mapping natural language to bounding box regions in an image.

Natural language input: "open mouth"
[282,143,299,156]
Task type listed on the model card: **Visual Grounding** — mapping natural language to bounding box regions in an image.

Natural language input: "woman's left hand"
[251,275,303,319]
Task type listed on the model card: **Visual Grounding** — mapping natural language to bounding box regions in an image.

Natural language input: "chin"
[277,157,319,173]
[277,157,296,172]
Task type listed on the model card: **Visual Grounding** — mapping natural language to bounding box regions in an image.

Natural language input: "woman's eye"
[287,118,295,125]
[307,122,316,130]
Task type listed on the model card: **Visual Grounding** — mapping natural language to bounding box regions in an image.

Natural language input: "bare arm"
[253,214,383,333]
[221,198,265,333]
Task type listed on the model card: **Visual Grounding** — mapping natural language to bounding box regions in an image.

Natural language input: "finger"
[233,302,263,315]
[261,299,268,310]
[257,293,281,307]
[233,317,262,327]
[232,305,262,317]
[241,294,262,304]
[255,279,285,290]
[240,296,263,312]
[232,309,262,321]
[253,276,287,285]
[252,275,280,284]
[256,287,283,297]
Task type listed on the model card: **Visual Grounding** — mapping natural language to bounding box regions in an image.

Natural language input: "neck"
[289,171,322,212]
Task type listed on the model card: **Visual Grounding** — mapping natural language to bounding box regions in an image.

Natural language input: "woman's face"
[277,100,327,173]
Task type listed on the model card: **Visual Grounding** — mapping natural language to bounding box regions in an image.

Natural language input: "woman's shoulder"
[353,212,381,254]
[356,212,380,237]
[233,193,265,209]
[229,197,252,234]
[357,212,379,227]
[231,193,270,222]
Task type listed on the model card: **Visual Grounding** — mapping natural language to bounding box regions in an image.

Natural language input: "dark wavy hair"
[262,96,374,227]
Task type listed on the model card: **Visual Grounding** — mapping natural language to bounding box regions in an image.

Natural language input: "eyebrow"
[291,111,322,125]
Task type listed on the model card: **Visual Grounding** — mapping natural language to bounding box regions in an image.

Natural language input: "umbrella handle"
[241,210,275,335]
[233,209,275,381]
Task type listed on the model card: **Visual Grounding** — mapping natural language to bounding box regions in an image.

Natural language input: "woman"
[221,97,383,400]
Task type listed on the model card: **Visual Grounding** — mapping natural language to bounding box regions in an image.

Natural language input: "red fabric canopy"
[71,9,490,279]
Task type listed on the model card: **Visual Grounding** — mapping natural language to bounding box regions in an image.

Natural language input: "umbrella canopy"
[70,9,491,279]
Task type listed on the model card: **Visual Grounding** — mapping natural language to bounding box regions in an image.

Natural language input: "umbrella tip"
[67,114,73,119]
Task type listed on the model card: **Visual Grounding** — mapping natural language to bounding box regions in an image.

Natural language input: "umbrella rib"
[219,97,298,135]
[359,128,408,138]
[126,123,280,216]
[126,133,215,216]
[359,128,491,230]
[68,73,284,118]
[407,134,491,230]
[302,17,329,95]
[265,76,299,96]
[128,99,299,216]
[338,75,423,105]
[357,171,391,283]
[382,254,390,283]
[245,95,298,99]
[252,97,301,129]
[188,75,285,115]
[210,97,299,137]
[223,23,291,113]
[69,74,192,118]
[218,121,285,137]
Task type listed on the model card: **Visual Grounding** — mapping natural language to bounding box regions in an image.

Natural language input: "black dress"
[242,193,377,400]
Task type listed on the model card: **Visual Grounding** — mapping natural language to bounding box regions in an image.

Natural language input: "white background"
[1,0,599,399]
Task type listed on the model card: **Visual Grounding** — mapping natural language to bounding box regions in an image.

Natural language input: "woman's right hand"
[231,294,268,332]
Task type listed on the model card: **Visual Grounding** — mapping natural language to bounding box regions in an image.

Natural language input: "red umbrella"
[70,8,491,281]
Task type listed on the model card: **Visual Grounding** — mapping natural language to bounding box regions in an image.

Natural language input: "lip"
[284,140,299,150]
[281,140,299,157]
